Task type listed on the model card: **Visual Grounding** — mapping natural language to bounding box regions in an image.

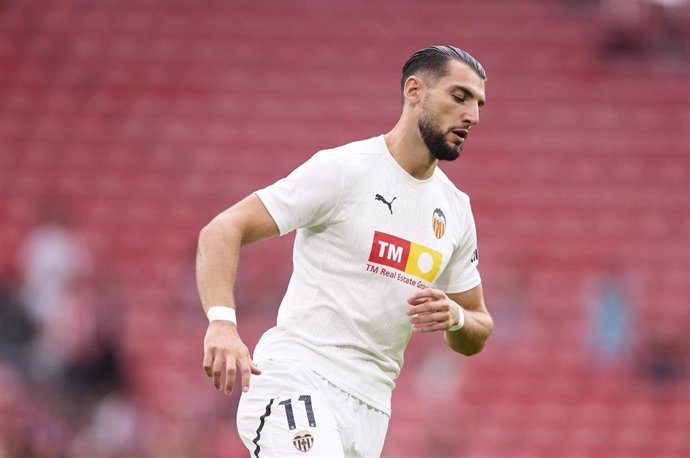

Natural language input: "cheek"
[439,102,460,119]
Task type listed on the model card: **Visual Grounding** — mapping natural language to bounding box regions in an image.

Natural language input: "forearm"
[196,217,242,313]
[444,306,493,356]
[199,221,263,395]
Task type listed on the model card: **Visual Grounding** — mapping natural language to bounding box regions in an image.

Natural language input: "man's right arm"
[197,193,280,395]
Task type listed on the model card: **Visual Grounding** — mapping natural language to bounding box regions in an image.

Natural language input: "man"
[197,45,494,457]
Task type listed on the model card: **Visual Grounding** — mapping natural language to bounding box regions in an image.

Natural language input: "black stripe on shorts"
[252,398,274,458]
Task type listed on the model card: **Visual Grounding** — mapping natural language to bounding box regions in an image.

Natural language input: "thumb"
[250,361,262,375]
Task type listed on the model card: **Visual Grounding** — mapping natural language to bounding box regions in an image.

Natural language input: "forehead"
[437,59,486,101]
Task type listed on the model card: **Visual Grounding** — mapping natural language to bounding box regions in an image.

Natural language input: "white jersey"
[253,135,481,414]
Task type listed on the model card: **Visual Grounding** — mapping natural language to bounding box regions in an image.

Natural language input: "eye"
[452,94,465,103]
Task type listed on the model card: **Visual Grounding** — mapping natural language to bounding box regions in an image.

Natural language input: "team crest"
[432,208,446,239]
[293,430,314,453]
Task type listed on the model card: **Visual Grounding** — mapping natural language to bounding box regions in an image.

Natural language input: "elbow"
[199,215,235,244]
[198,220,217,247]
[198,222,210,241]
[461,340,487,357]
[198,218,227,254]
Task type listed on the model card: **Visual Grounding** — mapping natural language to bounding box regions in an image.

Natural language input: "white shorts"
[236,359,389,457]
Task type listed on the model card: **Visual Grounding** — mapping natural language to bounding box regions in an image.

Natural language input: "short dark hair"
[400,45,487,95]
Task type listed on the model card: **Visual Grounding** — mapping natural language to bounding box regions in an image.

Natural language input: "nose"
[462,102,480,126]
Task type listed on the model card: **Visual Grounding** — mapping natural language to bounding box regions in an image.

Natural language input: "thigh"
[236,360,345,457]
[358,407,389,458]
[313,374,389,458]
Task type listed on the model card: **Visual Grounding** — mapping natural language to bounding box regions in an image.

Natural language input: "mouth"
[451,129,468,142]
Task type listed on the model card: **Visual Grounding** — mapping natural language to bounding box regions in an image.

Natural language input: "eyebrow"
[451,85,486,107]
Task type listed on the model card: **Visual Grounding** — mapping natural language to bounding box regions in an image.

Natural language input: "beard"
[418,104,461,162]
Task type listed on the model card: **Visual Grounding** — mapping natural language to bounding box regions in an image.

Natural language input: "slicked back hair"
[400,45,486,102]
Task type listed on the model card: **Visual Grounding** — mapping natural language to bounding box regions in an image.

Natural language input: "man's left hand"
[407,288,460,333]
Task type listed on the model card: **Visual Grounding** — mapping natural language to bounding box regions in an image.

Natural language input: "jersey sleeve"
[434,202,481,294]
[254,150,344,236]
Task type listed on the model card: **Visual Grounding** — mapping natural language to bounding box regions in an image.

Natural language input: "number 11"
[279,395,316,430]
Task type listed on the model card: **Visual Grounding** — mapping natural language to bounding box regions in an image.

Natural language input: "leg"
[351,401,389,458]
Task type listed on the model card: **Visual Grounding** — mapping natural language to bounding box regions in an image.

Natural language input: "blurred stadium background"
[1,0,689,457]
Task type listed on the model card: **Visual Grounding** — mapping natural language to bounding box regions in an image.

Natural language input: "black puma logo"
[375,194,396,215]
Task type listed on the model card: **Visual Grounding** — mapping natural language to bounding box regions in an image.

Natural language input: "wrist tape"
[207,306,237,325]
[447,302,465,332]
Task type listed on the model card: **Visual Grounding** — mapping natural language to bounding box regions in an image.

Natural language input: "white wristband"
[447,302,465,332]
[207,306,237,325]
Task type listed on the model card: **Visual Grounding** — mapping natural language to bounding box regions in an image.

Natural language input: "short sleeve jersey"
[253,135,481,414]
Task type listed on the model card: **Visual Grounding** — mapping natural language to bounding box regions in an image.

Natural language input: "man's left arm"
[407,284,493,356]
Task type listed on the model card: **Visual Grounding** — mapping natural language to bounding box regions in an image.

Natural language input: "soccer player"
[196,45,494,457]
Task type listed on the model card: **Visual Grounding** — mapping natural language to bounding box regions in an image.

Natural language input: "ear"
[403,76,425,106]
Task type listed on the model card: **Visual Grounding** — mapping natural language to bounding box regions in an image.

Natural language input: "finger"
[407,293,428,305]
[408,288,443,304]
[406,299,447,315]
[412,321,438,332]
[238,359,252,393]
[416,322,449,333]
[407,295,430,306]
[224,356,237,394]
[212,356,224,390]
[203,349,214,377]
[410,311,448,324]
[406,302,433,315]
[250,361,262,375]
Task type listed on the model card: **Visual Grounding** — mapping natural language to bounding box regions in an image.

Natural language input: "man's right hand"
[202,321,262,395]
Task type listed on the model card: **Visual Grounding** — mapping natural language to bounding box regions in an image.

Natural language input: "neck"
[384,118,438,180]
